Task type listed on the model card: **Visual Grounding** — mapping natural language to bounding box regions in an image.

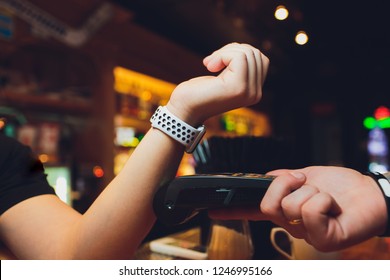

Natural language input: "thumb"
[203,55,230,73]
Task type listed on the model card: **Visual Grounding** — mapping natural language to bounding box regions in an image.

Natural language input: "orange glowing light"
[39,154,49,163]
[93,166,104,178]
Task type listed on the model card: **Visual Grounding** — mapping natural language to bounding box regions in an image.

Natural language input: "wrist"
[366,172,390,236]
[150,106,206,153]
[166,102,201,128]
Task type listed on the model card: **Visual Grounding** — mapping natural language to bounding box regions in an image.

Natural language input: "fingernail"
[290,171,305,180]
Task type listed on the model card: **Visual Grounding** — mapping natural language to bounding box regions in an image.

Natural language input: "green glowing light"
[364,117,377,129]
[364,116,390,130]
[225,121,235,131]
[378,117,390,129]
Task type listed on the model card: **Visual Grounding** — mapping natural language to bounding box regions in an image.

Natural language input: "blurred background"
[0,0,389,253]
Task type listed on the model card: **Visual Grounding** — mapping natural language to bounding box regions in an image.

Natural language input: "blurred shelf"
[114,114,151,132]
[0,90,92,115]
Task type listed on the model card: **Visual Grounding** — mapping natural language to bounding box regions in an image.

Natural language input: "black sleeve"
[0,134,56,215]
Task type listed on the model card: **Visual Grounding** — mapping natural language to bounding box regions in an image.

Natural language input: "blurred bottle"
[367,127,389,173]
[207,219,253,260]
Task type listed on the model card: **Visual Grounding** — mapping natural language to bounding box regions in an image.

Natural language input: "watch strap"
[150,106,206,153]
[366,171,390,237]
[382,171,390,183]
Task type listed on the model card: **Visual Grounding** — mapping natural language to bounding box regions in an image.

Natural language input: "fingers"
[266,169,296,176]
[281,184,320,221]
[209,168,343,250]
[236,43,265,100]
[240,43,270,88]
[203,42,269,102]
[301,192,342,251]
[262,173,342,248]
[260,52,269,86]
[203,42,247,71]
[260,171,306,220]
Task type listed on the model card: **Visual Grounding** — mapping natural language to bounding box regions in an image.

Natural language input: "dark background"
[112,0,390,170]
[3,0,389,169]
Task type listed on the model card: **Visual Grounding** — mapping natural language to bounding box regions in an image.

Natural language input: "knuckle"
[235,51,247,61]
[260,200,284,218]
[281,197,295,214]
[261,53,270,64]
[260,202,274,216]
[301,202,313,217]
[253,48,262,57]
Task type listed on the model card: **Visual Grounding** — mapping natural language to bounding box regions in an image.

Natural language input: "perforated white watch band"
[150,106,206,153]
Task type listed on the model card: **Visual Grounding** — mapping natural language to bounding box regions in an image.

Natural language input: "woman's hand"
[167,42,269,126]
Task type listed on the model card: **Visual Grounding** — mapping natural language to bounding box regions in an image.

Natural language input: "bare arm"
[0,43,269,259]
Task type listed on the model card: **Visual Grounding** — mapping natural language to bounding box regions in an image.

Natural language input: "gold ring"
[288,218,303,225]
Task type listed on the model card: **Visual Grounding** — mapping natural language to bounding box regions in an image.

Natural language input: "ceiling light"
[295,31,309,45]
[275,5,289,20]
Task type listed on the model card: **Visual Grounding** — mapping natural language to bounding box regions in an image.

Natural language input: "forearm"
[0,126,186,260]
[69,128,184,259]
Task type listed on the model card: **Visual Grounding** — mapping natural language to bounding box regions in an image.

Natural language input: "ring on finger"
[288,218,303,225]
